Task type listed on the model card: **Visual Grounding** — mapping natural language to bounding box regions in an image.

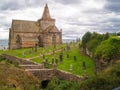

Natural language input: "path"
[25,48,63,60]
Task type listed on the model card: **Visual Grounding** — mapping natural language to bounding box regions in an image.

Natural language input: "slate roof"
[12,20,39,33]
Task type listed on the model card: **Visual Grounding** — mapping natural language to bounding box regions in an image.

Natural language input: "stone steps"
[19,64,44,69]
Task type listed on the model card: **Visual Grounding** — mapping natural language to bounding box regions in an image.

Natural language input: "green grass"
[0,50,3,55]
[32,43,95,76]
[0,44,66,59]
[0,43,95,76]
[31,57,43,64]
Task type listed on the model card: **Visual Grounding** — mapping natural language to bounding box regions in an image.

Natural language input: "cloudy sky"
[0,0,120,40]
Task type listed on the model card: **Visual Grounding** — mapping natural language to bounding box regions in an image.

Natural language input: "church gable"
[12,20,39,32]
[43,26,60,33]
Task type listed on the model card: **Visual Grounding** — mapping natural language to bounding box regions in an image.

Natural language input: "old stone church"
[9,4,62,49]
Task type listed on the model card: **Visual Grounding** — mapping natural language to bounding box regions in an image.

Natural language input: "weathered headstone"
[82,61,86,70]
[35,43,38,52]
[79,43,81,49]
[59,53,63,63]
[66,44,71,52]
[52,58,54,64]
[55,59,58,64]
[67,54,69,58]
[43,54,45,59]
[29,49,32,55]
[45,58,48,63]
[74,56,77,62]
[22,51,26,57]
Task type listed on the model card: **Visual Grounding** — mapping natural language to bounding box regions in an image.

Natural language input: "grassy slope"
[0,62,39,90]
[0,44,66,59]
[32,43,95,76]
[0,43,94,76]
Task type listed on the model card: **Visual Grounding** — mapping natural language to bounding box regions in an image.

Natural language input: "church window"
[16,35,21,43]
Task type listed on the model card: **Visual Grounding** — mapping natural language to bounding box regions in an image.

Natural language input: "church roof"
[43,26,60,33]
[12,20,39,32]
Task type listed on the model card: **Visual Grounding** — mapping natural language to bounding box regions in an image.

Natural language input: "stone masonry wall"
[1,54,37,65]
[55,70,84,82]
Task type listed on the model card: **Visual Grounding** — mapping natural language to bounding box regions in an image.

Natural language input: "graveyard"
[0,42,95,77]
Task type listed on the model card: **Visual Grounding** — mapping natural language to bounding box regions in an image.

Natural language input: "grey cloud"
[55,0,80,5]
[105,0,120,12]
[0,0,45,11]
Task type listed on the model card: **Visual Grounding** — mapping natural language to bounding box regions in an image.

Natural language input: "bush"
[95,37,120,60]
[45,77,80,90]
[79,63,120,90]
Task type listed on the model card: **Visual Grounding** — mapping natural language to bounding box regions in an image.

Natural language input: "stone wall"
[26,69,55,81]
[1,54,37,65]
[55,70,84,82]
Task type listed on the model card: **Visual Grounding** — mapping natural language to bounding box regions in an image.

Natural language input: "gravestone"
[29,49,32,55]
[55,59,58,64]
[66,44,71,52]
[74,56,77,62]
[82,61,86,70]
[59,53,63,63]
[43,54,45,59]
[79,43,81,49]
[35,43,38,52]
[22,51,26,57]
[67,54,69,59]
[45,58,48,63]
[52,58,54,64]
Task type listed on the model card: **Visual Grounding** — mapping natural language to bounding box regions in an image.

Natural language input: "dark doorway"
[41,80,50,89]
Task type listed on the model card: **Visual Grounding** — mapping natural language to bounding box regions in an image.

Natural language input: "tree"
[82,31,92,47]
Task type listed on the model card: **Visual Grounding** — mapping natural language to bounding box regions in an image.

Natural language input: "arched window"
[16,35,21,44]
